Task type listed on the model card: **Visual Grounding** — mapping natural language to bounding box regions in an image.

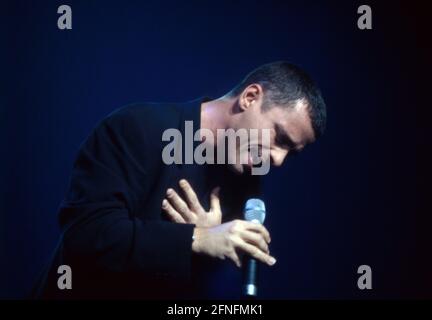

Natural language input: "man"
[33,61,326,299]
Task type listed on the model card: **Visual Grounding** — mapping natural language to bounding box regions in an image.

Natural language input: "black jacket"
[33,98,260,299]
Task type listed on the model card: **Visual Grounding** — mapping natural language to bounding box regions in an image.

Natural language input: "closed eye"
[275,126,296,150]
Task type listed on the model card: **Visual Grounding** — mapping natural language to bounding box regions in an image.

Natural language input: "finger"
[179,179,203,212]
[239,230,269,254]
[233,237,276,266]
[210,186,221,213]
[166,188,195,221]
[227,249,242,268]
[162,199,186,223]
[243,221,271,244]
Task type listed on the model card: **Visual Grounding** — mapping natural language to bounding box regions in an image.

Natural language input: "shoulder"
[79,101,185,160]
[102,101,183,136]
[76,102,185,174]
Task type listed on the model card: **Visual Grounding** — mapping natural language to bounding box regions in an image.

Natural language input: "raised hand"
[162,179,222,228]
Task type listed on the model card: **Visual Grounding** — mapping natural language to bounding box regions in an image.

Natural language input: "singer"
[33,61,326,299]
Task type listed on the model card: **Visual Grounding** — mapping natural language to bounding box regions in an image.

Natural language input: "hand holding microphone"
[162,180,276,269]
[191,219,275,268]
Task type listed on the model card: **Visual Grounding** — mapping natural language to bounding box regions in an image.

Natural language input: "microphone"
[242,198,266,298]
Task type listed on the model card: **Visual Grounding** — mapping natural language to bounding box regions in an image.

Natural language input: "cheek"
[235,114,252,131]
[243,113,258,129]
[245,111,267,130]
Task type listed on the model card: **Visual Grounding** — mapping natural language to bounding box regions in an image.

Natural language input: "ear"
[239,84,263,112]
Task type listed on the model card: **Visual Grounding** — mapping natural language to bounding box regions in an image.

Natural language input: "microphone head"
[244,198,266,224]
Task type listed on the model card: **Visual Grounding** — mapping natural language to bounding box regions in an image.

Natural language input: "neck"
[200,96,234,145]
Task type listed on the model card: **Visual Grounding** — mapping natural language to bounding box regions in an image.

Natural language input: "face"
[226,85,316,175]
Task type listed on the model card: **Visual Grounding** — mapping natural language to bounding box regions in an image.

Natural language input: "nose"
[270,149,288,167]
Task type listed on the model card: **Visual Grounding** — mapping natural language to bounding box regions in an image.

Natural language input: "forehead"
[267,99,316,145]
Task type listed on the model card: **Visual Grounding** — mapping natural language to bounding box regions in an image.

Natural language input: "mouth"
[247,145,265,165]
[242,151,263,174]
[242,162,252,175]
[236,144,268,174]
[247,152,254,168]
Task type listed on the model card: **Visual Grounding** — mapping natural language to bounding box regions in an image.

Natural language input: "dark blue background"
[1,0,429,299]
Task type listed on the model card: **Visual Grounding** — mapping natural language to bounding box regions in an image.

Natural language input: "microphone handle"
[243,257,258,298]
